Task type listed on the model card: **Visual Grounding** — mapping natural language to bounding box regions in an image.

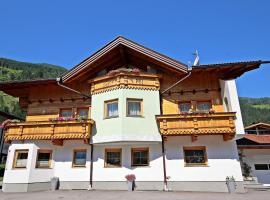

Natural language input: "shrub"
[0,164,5,177]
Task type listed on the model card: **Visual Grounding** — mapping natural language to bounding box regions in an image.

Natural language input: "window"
[131,148,149,166]
[73,150,87,167]
[254,164,269,170]
[179,102,191,113]
[77,108,89,119]
[183,146,207,166]
[105,148,122,167]
[13,150,28,168]
[197,102,212,112]
[36,150,52,168]
[127,99,143,116]
[60,108,73,117]
[105,99,118,118]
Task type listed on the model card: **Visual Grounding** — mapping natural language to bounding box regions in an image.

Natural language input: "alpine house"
[0,36,268,192]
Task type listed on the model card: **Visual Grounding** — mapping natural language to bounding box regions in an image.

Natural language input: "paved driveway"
[0,190,269,200]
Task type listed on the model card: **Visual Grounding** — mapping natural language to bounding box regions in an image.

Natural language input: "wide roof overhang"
[192,60,270,80]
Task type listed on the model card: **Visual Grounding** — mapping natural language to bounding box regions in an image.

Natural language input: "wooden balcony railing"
[156,112,236,141]
[4,119,94,145]
[89,72,160,94]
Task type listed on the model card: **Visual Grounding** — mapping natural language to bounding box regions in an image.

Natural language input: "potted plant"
[125,174,136,191]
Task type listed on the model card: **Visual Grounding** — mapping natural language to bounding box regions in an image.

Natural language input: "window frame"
[126,98,143,117]
[77,107,89,119]
[13,149,29,169]
[183,146,208,167]
[131,148,149,167]
[196,101,212,112]
[104,99,119,119]
[254,164,270,170]
[35,149,52,169]
[59,108,73,118]
[72,149,87,168]
[104,148,122,168]
[178,101,192,113]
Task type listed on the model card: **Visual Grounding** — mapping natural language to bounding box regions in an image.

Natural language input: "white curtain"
[16,159,27,167]
[108,103,118,117]
[128,102,141,116]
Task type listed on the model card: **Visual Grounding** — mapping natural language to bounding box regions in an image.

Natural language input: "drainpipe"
[0,128,4,163]
[161,70,191,95]
[56,78,94,189]
[159,69,192,191]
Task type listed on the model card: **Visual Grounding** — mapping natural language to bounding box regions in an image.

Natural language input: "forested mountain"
[0,58,269,126]
[0,58,67,120]
[0,58,66,81]
[239,97,270,126]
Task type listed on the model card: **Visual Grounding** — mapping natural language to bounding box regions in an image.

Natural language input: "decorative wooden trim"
[72,149,87,168]
[156,112,236,140]
[104,148,122,168]
[52,139,63,146]
[35,149,53,168]
[131,147,149,167]
[89,72,161,95]
[104,99,119,119]
[126,98,143,117]
[183,146,208,167]
[12,149,29,169]
[4,119,94,142]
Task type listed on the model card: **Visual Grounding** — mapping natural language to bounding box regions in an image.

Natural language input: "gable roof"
[61,36,188,83]
[237,134,270,145]
[245,122,270,130]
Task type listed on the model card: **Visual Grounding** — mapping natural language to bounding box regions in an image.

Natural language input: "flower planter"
[127,181,133,191]
[125,174,136,191]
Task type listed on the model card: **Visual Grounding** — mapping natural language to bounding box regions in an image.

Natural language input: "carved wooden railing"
[89,72,160,94]
[156,112,236,140]
[4,119,94,145]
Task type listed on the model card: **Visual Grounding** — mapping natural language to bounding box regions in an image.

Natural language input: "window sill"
[104,116,119,120]
[126,115,144,118]
[35,167,52,169]
[104,165,122,168]
[72,165,87,168]
[184,164,209,167]
[131,165,150,168]
[12,167,27,170]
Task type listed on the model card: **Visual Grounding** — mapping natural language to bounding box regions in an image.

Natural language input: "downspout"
[159,69,192,191]
[161,70,192,95]
[56,78,94,189]
[0,128,4,163]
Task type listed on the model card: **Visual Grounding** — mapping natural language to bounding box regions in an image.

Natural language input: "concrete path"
[0,190,270,200]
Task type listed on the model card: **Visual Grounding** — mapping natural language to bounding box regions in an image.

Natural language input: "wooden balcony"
[156,112,236,141]
[89,72,160,94]
[4,119,94,145]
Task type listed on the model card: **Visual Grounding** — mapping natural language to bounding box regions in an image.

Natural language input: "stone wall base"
[2,181,245,193]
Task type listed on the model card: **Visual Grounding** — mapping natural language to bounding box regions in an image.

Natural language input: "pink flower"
[125,174,136,182]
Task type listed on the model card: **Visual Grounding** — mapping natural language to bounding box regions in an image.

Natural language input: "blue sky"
[0,0,269,97]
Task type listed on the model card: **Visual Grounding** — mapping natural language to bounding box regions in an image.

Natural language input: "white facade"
[3,83,246,192]
[91,89,161,143]
[220,79,245,135]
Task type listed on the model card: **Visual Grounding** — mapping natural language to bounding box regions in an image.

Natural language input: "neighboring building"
[237,122,270,185]
[0,37,268,192]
